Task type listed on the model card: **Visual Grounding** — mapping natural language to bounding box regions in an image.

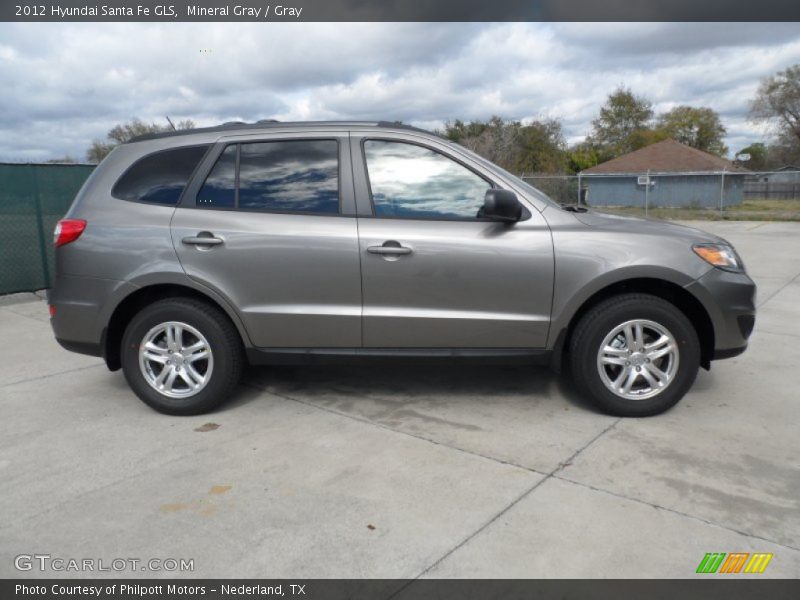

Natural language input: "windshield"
[448,142,561,208]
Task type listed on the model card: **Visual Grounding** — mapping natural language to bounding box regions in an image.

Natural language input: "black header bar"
[3,0,800,22]
[3,579,800,600]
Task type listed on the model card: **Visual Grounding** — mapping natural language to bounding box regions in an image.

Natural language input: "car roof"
[128,120,436,143]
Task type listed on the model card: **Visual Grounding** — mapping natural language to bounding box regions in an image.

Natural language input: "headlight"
[692,243,744,272]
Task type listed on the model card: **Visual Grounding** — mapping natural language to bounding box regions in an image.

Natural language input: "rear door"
[171,132,362,348]
[352,133,554,348]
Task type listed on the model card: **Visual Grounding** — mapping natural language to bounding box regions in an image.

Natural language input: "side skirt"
[246,347,551,366]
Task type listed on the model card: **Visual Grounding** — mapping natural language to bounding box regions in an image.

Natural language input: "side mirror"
[483,189,523,223]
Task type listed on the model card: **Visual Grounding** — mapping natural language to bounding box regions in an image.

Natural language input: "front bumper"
[685,267,757,360]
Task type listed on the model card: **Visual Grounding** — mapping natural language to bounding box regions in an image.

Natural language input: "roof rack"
[375,121,437,135]
[127,120,433,143]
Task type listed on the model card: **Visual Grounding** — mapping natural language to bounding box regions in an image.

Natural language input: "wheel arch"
[103,283,252,371]
[551,277,715,372]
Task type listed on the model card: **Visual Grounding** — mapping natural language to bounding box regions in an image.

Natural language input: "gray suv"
[49,121,756,417]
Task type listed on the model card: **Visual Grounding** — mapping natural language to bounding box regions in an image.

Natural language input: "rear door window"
[195,139,340,214]
[238,140,339,214]
[112,145,209,205]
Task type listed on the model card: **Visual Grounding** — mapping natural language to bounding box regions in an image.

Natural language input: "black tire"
[121,297,244,415]
[568,293,700,417]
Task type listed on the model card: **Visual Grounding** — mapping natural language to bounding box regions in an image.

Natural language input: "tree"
[514,119,568,174]
[566,143,600,173]
[656,106,728,156]
[45,155,76,164]
[750,64,800,147]
[442,116,567,174]
[750,65,800,168]
[446,116,520,168]
[766,131,800,169]
[567,131,668,173]
[626,127,670,152]
[443,118,490,144]
[735,142,768,171]
[87,117,195,163]
[589,87,654,157]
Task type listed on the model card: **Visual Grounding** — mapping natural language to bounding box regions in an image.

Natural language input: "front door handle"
[182,233,224,246]
[367,241,413,256]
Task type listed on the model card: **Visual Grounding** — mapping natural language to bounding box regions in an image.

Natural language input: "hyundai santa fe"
[48,121,756,417]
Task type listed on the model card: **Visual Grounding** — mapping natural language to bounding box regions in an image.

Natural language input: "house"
[745,165,800,200]
[581,139,749,208]
[762,165,800,182]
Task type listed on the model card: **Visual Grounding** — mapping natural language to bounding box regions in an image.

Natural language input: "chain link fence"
[1,164,799,296]
[522,171,800,220]
[0,163,95,295]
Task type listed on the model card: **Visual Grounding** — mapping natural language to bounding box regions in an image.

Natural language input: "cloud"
[0,22,799,161]
[552,23,800,57]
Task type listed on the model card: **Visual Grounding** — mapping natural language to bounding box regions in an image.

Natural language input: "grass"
[593,198,800,222]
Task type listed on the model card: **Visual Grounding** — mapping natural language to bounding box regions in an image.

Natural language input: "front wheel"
[121,298,243,415]
[568,293,700,417]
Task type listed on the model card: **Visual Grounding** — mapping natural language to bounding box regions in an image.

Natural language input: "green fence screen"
[0,163,95,295]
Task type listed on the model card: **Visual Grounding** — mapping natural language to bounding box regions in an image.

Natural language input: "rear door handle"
[182,234,224,246]
[367,241,413,256]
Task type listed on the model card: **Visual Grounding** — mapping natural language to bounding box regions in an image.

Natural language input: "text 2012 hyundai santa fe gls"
[49,121,756,417]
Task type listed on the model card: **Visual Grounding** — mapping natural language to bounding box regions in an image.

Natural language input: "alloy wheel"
[596,319,679,401]
[138,321,214,398]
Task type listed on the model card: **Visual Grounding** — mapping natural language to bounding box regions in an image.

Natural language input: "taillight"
[54,219,86,247]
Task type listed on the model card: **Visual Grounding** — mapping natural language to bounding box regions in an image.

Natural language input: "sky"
[1,22,800,162]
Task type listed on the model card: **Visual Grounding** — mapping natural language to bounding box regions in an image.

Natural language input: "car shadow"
[224,362,600,415]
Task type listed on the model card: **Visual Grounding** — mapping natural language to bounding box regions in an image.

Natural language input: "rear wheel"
[121,298,243,415]
[568,293,700,417]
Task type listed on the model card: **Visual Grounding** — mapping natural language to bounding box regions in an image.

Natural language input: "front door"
[354,137,553,348]
[171,135,362,348]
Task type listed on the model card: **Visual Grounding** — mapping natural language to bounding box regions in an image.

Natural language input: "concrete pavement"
[0,220,798,579]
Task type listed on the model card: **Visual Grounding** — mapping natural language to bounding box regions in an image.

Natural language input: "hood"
[572,209,726,244]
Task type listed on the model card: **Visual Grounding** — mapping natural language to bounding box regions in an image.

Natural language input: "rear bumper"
[712,345,748,360]
[685,268,757,360]
[48,275,134,358]
[55,337,102,357]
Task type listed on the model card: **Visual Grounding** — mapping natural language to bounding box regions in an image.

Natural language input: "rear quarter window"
[112,145,210,205]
